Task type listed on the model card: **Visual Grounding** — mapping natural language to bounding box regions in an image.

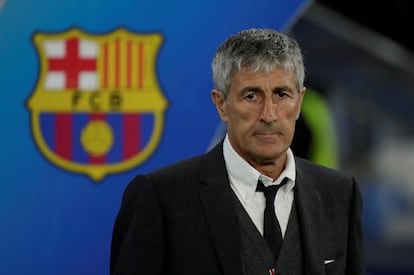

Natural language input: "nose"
[261,97,277,123]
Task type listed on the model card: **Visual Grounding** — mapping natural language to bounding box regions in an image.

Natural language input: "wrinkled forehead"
[230,66,297,87]
[233,61,296,78]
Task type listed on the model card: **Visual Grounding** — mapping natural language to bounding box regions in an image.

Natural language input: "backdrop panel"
[0,1,310,274]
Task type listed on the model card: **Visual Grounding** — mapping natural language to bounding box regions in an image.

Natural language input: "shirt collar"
[223,134,296,196]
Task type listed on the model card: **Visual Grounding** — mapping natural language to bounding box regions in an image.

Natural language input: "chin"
[258,146,288,160]
[256,149,285,161]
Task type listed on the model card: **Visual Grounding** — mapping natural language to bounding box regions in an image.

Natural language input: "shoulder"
[295,157,351,180]
[145,140,225,184]
[294,157,362,209]
[294,156,356,191]
[124,141,225,196]
[119,154,205,204]
[148,153,205,181]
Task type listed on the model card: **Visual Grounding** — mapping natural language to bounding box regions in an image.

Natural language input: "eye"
[276,90,288,97]
[245,92,257,100]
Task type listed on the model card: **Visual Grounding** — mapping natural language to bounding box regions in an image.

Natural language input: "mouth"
[255,132,282,140]
[254,124,283,141]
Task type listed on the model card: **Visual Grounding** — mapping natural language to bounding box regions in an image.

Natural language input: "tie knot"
[256,179,287,201]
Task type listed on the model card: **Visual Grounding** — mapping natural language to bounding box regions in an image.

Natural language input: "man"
[110,28,364,275]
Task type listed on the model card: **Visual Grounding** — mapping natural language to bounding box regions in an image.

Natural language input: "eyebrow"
[241,85,293,93]
[242,86,262,93]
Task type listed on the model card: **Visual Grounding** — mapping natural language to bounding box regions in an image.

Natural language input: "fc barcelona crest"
[26,28,168,181]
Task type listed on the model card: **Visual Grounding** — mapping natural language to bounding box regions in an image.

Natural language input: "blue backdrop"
[0,0,310,274]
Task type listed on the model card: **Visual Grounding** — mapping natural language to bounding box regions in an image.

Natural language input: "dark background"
[318,0,414,51]
[292,2,414,274]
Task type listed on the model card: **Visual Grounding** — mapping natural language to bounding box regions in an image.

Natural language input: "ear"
[211,89,228,122]
[296,87,306,120]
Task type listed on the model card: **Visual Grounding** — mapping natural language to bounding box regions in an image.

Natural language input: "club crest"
[26,28,168,181]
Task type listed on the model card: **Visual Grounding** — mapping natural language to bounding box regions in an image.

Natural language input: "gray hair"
[212,28,305,97]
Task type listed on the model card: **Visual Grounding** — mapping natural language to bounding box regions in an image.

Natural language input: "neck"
[250,154,287,180]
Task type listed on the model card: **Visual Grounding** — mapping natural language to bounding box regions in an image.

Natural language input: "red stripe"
[115,39,120,87]
[89,113,106,164]
[138,43,144,88]
[103,43,109,88]
[55,113,72,160]
[123,114,140,159]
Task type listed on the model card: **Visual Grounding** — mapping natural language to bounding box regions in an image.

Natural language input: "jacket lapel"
[294,159,326,275]
[198,141,243,275]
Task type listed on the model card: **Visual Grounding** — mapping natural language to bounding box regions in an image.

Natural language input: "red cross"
[48,38,96,89]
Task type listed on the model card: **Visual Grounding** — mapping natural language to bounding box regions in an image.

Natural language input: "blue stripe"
[72,113,89,164]
[141,113,154,148]
[40,113,55,151]
[106,113,122,163]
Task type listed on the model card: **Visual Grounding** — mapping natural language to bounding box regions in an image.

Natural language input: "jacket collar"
[198,140,244,275]
[294,157,325,275]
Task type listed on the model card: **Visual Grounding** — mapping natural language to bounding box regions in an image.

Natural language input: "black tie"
[256,178,287,259]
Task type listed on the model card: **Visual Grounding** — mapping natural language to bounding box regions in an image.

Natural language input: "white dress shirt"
[223,134,296,238]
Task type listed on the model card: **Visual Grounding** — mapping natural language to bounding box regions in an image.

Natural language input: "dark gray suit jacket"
[110,141,364,275]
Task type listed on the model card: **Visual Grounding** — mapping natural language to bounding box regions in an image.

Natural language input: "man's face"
[212,68,305,168]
